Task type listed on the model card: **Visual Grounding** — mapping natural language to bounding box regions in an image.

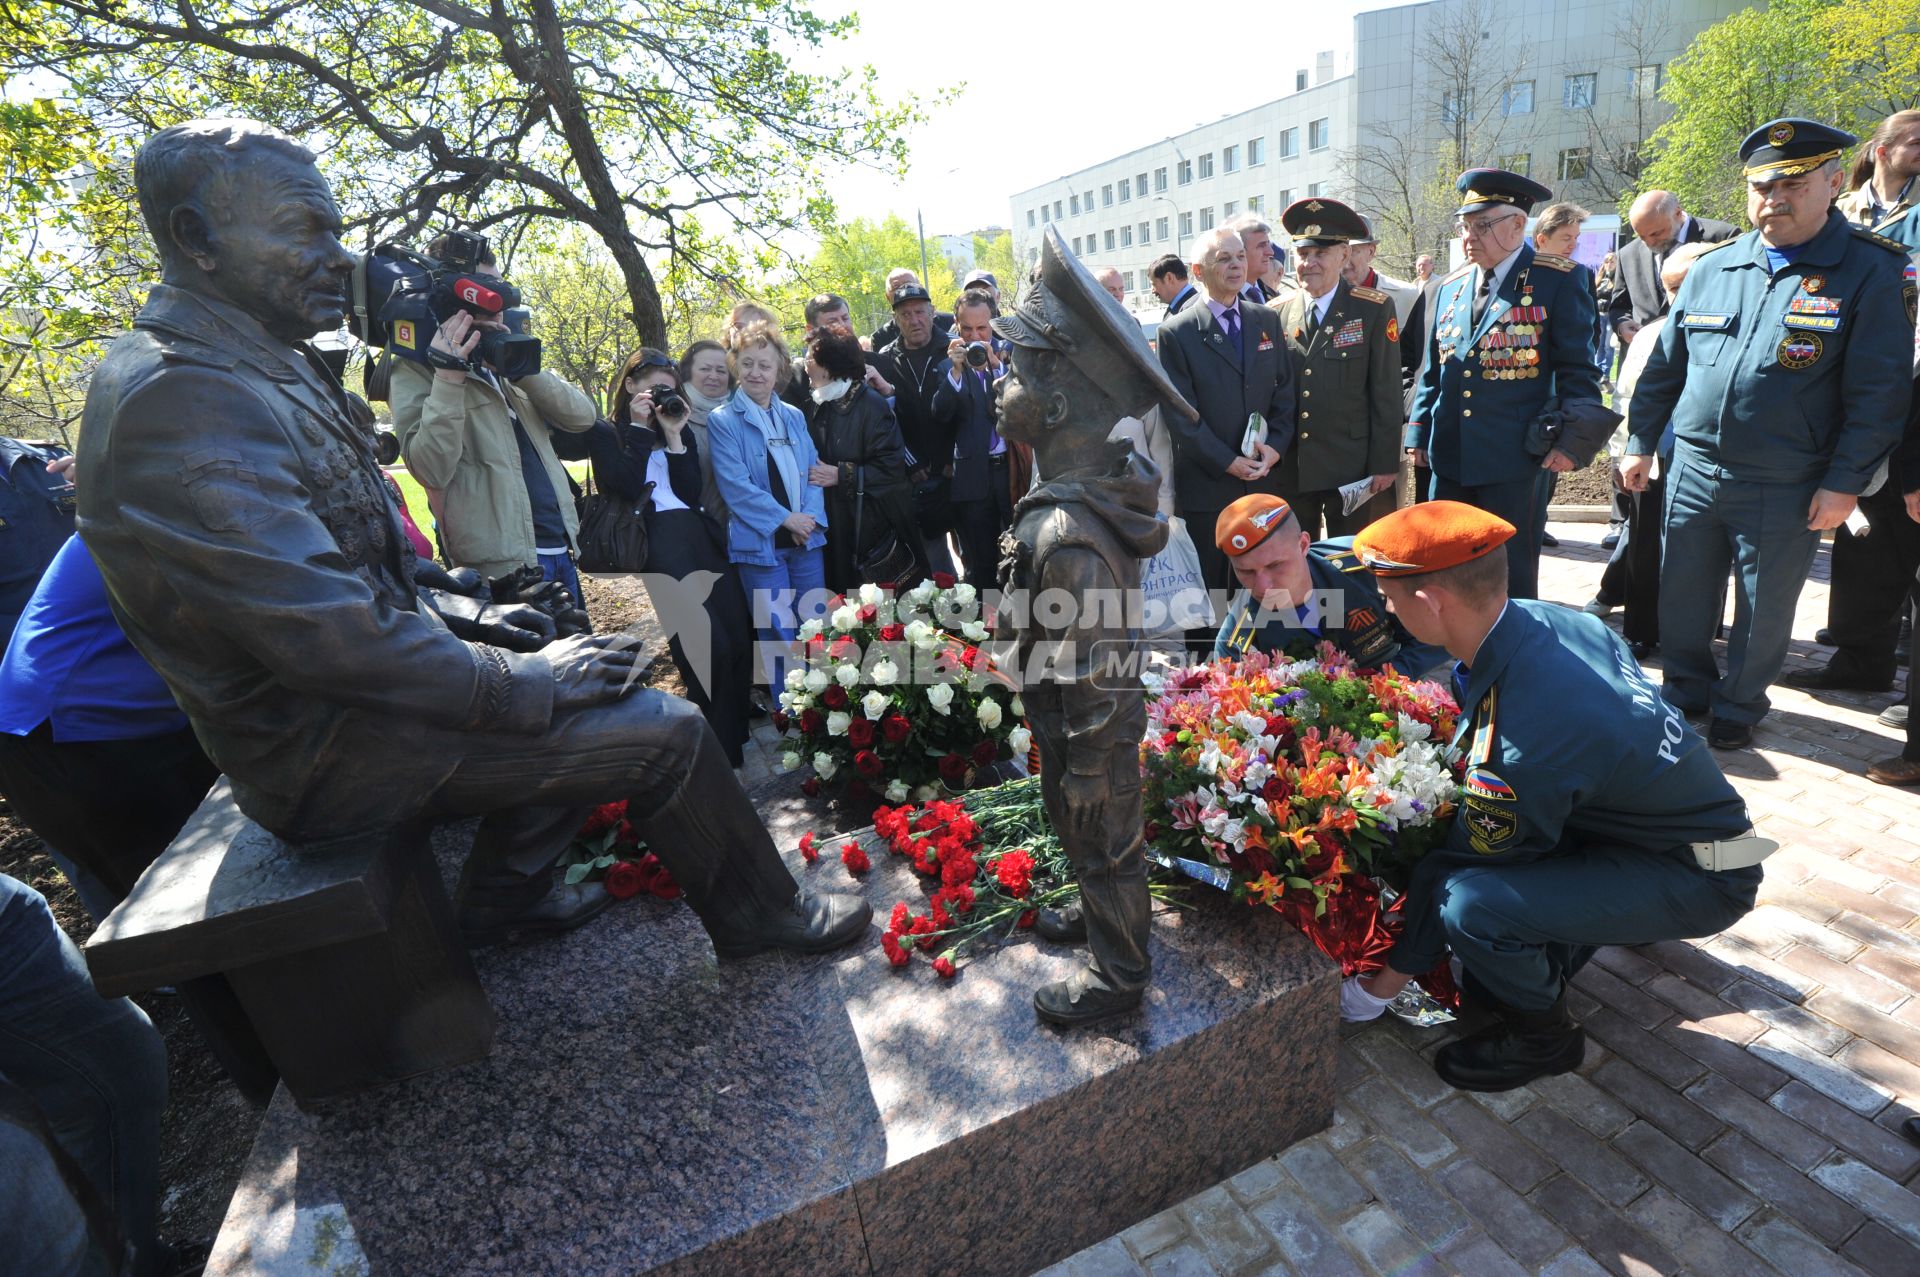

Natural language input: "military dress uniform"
[1214,535,1448,678]
[1408,170,1603,601]
[1274,198,1404,538]
[1349,502,1770,1092]
[1627,121,1917,740]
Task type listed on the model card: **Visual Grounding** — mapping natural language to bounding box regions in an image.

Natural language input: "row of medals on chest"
[1442,298,1547,380]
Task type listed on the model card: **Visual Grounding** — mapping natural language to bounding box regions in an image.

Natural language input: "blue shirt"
[0,438,77,647]
[0,535,187,742]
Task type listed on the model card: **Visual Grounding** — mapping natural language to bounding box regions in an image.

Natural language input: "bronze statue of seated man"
[76,118,868,956]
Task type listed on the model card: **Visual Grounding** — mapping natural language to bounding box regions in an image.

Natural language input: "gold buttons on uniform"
[1463,410,1473,418]
[1463,390,1472,398]
[1303,367,1312,376]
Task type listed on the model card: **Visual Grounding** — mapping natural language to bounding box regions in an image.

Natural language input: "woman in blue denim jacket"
[708,322,832,680]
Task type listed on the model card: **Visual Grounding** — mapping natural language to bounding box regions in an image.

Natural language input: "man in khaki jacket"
[390,240,597,599]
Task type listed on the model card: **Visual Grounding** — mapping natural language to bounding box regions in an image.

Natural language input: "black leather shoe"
[711,890,872,960]
[1878,703,1909,729]
[1540,531,1560,548]
[1814,627,1835,645]
[1628,641,1658,660]
[1034,968,1143,1028]
[459,880,613,947]
[1433,997,1585,1092]
[1600,529,1621,549]
[1034,902,1087,943]
[1707,718,1754,750]
[1783,664,1893,692]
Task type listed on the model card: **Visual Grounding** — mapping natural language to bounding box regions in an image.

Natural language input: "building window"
[1102,183,1114,207]
[1177,159,1193,185]
[1071,235,1082,254]
[1179,210,1194,237]
[1564,73,1596,110]
[1136,172,1149,196]
[1119,178,1131,202]
[1247,194,1263,212]
[1223,200,1238,218]
[1308,118,1329,150]
[1200,152,1217,179]
[1222,144,1239,173]
[1442,91,1469,124]
[1104,229,1116,251]
[1502,152,1531,177]
[1307,182,1324,197]
[1053,199,1063,219]
[1502,80,1533,116]
[1070,192,1080,216]
[1630,63,1663,97]
[1122,271,1134,292]
[1154,166,1168,192]
[1121,225,1133,248]
[1279,127,1298,159]
[1026,209,1036,227]
[1156,216,1169,240]
[1248,136,1266,166]
[1559,147,1591,180]
[1295,69,1307,92]
[1083,190,1093,210]
[1138,221,1151,244]
[1198,206,1215,230]
[1278,188,1293,208]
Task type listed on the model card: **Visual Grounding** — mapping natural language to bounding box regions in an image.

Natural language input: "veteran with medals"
[1406,169,1603,600]
[1621,119,1917,749]
[1338,503,1771,1093]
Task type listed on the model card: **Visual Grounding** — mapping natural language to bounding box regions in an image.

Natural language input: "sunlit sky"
[808,0,1375,237]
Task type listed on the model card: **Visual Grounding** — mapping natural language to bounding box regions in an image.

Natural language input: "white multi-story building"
[1011,0,1753,310]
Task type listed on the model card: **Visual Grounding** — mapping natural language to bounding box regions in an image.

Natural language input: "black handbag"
[573,426,652,573]
[853,463,920,592]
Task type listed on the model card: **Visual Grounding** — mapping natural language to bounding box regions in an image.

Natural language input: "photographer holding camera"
[930,290,1014,587]
[390,234,598,610]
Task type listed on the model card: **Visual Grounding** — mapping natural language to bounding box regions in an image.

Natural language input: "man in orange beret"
[1338,501,1772,1092]
[1212,495,1445,677]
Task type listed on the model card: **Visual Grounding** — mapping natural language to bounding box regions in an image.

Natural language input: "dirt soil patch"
[1554,453,1617,507]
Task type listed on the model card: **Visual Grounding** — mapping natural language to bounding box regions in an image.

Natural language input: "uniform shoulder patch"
[1696,239,1734,255]
[1348,285,1390,304]
[1442,264,1474,284]
[1850,225,1912,256]
[1531,253,1577,272]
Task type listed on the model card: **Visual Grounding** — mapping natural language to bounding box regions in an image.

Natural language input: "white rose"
[884,778,910,803]
[862,690,889,719]
[1008,724,1033,756]
[813,752,839,780]
[827,711,852,736]
[785,668,808,691]
[779,752,802,772]
[907,581,936,605]
[962,620,988,641]
[912,784,937,801]
[976,698,1003,730]
[953,582,978,608]
[871,658,900,686]
[858,582,885,607]
[805,667,831,694]
[785,693,812,712]
[905,619,938,650]
[797,619,824,642]
[926,683,955,714]
[1010,694,1025,717]
[835,662,862,688]
[831,603,861,632]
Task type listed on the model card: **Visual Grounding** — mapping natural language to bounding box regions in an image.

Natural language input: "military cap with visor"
[1739,117,1857,184]
[1453,167,1555,218]
[1280,197,1372,248]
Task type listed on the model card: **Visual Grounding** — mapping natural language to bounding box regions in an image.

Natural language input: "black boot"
[1433,993,1585,1092]
[1034,901,1087,943]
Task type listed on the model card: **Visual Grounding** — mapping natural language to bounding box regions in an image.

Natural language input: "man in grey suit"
[1156,226,1298,593]
[1606,190,1738,345]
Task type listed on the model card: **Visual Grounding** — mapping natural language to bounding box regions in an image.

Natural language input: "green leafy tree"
[1,0,926,355]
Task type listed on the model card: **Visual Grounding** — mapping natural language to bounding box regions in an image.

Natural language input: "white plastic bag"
[1140,516,1214,642]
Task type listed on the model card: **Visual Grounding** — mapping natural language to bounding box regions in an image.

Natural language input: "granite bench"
[85,779,495,1104]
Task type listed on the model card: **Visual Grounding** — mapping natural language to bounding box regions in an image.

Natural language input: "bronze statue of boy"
[992,228,1198,1026]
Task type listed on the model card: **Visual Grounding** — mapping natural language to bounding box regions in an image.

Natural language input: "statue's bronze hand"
[547,634,641,710]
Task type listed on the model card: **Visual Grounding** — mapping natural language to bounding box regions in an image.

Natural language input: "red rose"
[854,749,885,779]
[831,636,860,662]
[799,708,825,736]
[879,623,905,641]
[932,571,957,589]
[799,831,819,862]
[604,860,644,899]
[970,739,998,766]
[938,753,969,784]
[822,684,850,710]
[771,710,790,732]
[637,853,682,900]
[581,801,626,837]
[881,932,910,966]
[801,777,821,797]
[842,843,871,875]
[933,956,956,979]
[849,718,877,748]
[882,714,912,745]
[961,644,981,669]
[615,819,639,847]
[858,603,877,624]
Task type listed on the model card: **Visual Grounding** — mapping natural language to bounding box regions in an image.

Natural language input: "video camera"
[350,230,542,382]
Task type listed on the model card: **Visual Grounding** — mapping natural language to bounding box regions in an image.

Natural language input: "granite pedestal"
[206,807,1338,1276]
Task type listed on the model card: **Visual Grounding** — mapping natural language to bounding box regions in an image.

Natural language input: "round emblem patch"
[1231,534,1248,550]
[1768,121,1795,146]
[1801,275,1824,294]
[1777,333,1822,370]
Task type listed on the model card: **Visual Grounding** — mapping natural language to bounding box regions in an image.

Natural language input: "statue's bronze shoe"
[1034,969,1142,1028]
[458,880,612,948]
[712,891,872,960]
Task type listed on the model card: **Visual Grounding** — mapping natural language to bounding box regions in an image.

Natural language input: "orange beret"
[1215,495,1296,558]
[1351,500,1515,577]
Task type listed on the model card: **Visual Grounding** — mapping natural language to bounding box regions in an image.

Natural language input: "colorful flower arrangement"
[559,801,682,901]
[773,577,1028,805]
[1141,644,1464,982]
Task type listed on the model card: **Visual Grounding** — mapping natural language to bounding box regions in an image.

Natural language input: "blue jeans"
[0,873,166,1270]
[737,546,826,689]
[537,550,585,613]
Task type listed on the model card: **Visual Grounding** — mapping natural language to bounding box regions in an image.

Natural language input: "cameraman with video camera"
[389,233,598,610]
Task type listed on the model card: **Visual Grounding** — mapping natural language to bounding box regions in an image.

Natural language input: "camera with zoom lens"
[349,230,542,390]
[650,386,689,419]
[963,340,992,369]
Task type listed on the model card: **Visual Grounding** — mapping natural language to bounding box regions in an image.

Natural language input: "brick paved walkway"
[1023,520,1920,1277]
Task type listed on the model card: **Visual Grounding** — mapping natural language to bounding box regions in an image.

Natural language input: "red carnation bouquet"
[558,801,682,901]
[773,577,1026,806]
